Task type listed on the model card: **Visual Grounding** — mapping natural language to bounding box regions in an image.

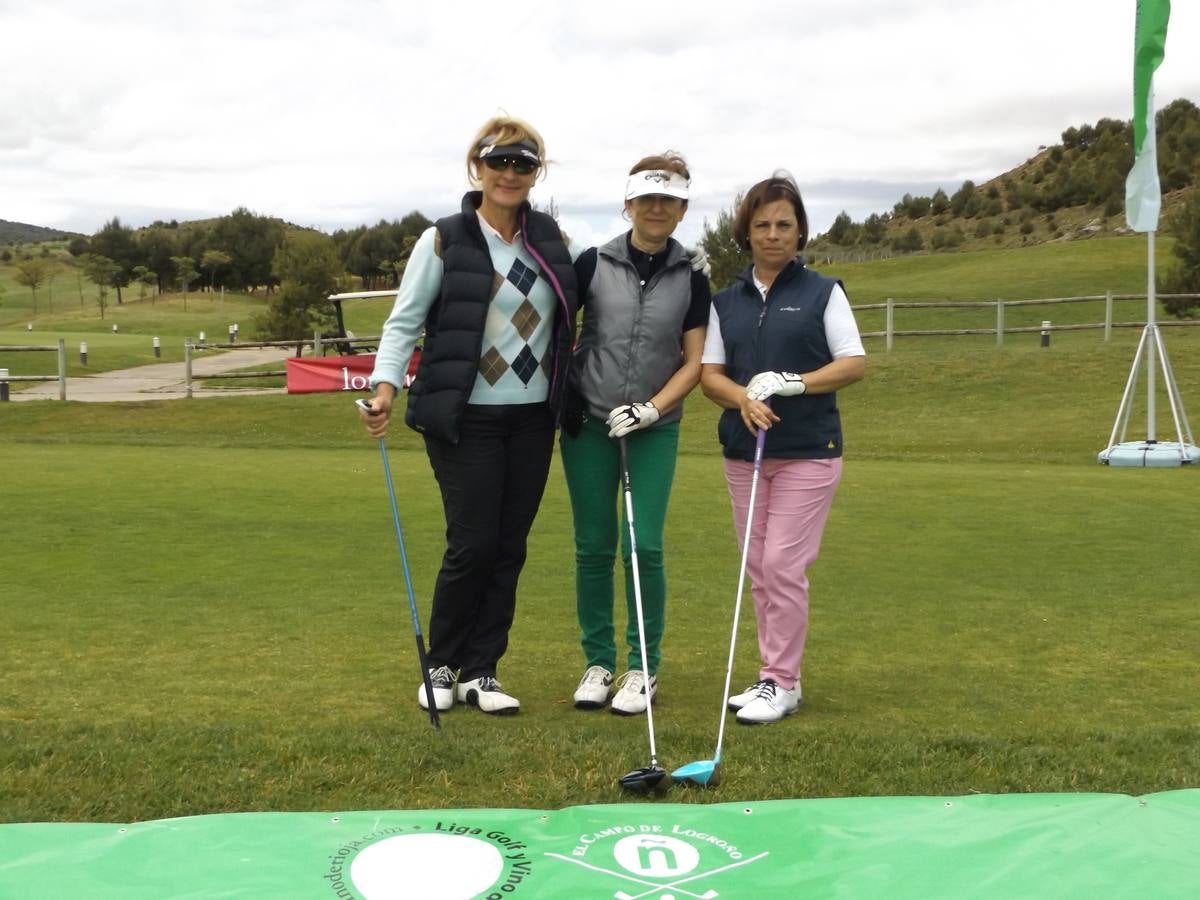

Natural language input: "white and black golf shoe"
[417,665,457,712]
[573,665,614,709]
[610,670,656,716]
[457,675,520,715]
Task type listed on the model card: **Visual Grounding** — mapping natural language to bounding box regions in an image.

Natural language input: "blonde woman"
[360,116,578,716]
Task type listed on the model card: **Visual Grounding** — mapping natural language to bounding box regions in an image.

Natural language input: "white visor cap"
[625,169,690,201]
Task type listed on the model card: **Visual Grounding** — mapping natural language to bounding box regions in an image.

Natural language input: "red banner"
[284,353,419,394]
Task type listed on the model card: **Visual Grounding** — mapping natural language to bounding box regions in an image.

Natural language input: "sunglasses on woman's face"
[484,156,538,175]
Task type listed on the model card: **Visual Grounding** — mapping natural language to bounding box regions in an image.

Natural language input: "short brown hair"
[629,151,690,180]
[732,170,809,252]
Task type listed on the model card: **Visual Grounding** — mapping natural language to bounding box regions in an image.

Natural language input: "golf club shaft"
[713,423,768,763]
[378,437,441,730]
[619,436,660,766]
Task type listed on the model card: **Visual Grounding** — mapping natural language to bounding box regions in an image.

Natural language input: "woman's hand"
[358,390,395,438]
[738,393,779,434]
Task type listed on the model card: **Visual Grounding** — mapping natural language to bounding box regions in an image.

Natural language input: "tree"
[170,255,199,311]
[862,213,886,245]
[892,227,923,253]
[258,230,344,340]
[208,207,284,292]
[949,181,977,216]
[67,236,90,257]
[82,254,120,319]
[131,265,157,302]
[89,218,138,304]
[13,257,51,315]
[826,211,855,245]
[699,199,749,291]
[930,188,950,215]
[201,249,233,291]
[1162,186,1200,317]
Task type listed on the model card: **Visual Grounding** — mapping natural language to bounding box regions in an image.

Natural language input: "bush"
[1020,221,1035,235]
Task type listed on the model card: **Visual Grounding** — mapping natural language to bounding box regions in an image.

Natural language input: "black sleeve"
[682,269,712,332]
[573,247,598,307]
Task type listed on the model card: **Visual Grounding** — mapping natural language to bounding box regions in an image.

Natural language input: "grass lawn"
[2,322,1198,823]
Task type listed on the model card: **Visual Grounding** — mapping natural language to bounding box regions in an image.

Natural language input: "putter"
[616,436,673,795]
[673,422,768,786]
[358,399,440,730]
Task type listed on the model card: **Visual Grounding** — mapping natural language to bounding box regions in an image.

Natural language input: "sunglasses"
[484,155,539,175]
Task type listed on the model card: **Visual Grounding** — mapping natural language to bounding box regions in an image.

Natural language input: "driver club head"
[618,765,674,795]
[671,759,721,788]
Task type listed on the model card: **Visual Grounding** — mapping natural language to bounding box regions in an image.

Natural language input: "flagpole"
[1146,230,1156,442]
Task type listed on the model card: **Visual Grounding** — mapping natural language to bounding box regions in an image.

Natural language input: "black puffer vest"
[713,260,845,461]
[405,192,578,443]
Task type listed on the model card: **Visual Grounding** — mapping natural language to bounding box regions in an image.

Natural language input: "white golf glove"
[745,371,806,401]
[606,401,660,438]
[687,244,711,278]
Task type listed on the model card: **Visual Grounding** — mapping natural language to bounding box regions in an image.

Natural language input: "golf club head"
[618,765,673,795]
[671,759,721,787]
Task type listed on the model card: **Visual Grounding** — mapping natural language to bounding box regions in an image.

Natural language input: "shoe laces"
[581,666,611,686]
[430,666,456,687]
[476,675,502,692]
[752,679,779,701]
[616,670,652,695]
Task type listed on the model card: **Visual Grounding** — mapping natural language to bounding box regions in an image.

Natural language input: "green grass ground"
[2,321,1198,823]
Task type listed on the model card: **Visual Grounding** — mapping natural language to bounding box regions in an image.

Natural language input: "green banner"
[1126,0,1171,231]
[2,792,1198,898]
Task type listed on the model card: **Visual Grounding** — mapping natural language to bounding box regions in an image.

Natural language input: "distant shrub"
[1020,221,1035,235]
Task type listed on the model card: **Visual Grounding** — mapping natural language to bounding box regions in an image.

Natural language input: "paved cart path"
[8,347,293,402]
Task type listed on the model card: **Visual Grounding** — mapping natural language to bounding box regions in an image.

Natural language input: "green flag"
[1125,0,1171,232]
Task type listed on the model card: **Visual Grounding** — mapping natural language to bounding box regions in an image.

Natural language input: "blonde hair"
[465,115,547,188]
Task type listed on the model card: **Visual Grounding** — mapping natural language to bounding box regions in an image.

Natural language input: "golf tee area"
[2,328,1199,898]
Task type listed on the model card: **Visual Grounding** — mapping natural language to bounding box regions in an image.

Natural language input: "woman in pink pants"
[700,171,865,724]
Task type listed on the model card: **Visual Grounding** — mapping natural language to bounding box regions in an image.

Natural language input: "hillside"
[808,97,1200,258]
[0,219,81,244]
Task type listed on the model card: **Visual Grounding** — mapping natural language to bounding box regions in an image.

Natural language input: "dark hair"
[732,170,808,252]
[629,150,690,180]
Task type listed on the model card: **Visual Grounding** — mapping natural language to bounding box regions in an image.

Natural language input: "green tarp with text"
[2,791,1198,898]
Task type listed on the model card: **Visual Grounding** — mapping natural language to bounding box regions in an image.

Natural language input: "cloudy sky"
[3,0,1198,247]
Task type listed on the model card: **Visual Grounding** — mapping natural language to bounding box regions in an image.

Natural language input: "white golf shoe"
[610,670,657,716]
[735,679,800,725]
[417,665,457,712]
[457,675,520,715]
[573,665,614,709]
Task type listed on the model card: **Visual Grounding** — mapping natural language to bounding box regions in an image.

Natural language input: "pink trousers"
[723,455,843,690]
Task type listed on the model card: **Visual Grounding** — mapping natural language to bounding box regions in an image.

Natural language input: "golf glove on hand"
[606,401,660,438]
[746,371,806,401]
[687,244,712,277]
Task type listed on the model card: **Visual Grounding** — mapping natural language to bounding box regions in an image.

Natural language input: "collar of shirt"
[626,232,665,285]
[751,268,770,300]
[476,210,522,245]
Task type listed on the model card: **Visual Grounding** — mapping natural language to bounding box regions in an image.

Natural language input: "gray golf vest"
[572,233,693,424]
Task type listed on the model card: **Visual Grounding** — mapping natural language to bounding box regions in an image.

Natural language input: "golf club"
[616,436,673,795]
[672,421,768,786]
[358,398,440,730]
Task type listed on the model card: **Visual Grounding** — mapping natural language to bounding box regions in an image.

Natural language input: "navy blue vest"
[405,193,578,443]
[712,260,845,460]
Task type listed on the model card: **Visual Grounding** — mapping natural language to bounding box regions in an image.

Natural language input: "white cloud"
[2,0,1198,244]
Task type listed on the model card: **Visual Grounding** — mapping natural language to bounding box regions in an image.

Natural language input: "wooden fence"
[0,339,67,401]
[859,293,1200,350]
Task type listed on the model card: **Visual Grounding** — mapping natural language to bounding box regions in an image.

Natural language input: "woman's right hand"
[358,391,394,438]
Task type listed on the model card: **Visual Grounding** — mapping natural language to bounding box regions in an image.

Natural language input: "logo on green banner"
[324,820,535,899]
[545,819,769,898]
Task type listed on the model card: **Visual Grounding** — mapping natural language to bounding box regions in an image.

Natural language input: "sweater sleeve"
[369,227,443,391]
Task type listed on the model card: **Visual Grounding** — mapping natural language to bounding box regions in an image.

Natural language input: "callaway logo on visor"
[625,169,690,200]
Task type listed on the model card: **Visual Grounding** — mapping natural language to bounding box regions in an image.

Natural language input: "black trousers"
[422,402,554,680]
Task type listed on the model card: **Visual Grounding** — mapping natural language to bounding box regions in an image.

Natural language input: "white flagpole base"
[1098,441,1200,467]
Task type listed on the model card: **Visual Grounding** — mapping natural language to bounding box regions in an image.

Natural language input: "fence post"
[1041,320,1052,348]
[57,338,66,401]
[185,340,193,399]
[0,368,8,402]
[996,300,1005,347]
[885,298,894,352]
[1104,291,1113,342]
[314,330,323,358]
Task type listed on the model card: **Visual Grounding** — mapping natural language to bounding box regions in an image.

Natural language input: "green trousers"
[560,415,680,675]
